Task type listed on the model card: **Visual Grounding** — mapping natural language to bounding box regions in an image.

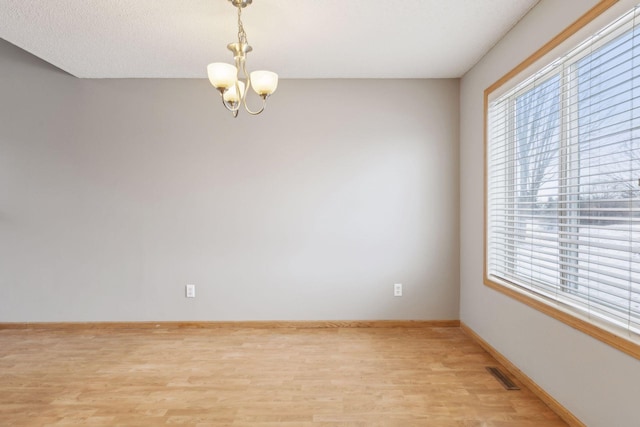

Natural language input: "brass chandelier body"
[207,0,278,117]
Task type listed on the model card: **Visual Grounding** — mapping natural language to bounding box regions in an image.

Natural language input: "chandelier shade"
[207,63,238,90]
[222,81,245,103]
[207,0,278,117]
[250,71,278,96]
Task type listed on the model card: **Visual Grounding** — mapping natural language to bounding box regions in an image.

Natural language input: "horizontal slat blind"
[487,5,640,336]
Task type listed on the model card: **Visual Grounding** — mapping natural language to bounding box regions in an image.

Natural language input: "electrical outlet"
[394,283,402,297]
[185,284,196,298]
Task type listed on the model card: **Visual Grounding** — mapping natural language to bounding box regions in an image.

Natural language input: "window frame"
[483,0,640,360]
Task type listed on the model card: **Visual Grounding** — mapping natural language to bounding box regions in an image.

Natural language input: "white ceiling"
[0,0,539,79]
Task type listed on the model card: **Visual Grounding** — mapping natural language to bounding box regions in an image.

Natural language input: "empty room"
[1,0,639,426]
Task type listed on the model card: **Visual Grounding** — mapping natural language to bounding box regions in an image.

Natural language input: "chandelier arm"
[238,59,252,97]
[240,61,267,115]
[243,96,267,116]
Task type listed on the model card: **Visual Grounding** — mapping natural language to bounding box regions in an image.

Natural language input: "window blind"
[487,5,640,337]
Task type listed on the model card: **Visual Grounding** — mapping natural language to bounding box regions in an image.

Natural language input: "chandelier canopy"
[207,0,278,117]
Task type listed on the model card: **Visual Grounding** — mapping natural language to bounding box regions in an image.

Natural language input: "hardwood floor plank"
[0,327,568,426]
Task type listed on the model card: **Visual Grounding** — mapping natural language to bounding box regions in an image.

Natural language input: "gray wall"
[0,38,460,322]
[460,0,640,426]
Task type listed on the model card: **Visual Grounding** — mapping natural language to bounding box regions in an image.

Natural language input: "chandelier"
[207,0,278,117]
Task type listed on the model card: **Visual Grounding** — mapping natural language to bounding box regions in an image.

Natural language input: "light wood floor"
[0,326,568,426]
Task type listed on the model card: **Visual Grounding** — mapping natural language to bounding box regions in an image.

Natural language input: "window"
[486,2,640,357]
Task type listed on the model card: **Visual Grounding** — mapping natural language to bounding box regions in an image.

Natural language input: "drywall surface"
[0,38,460,322]
[460,0,640,426]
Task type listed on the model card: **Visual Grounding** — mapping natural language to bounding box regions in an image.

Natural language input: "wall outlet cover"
[394,283,402,297]
[186,284,196,298]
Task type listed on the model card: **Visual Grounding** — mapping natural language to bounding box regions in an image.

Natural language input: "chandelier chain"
[237,6,248,45]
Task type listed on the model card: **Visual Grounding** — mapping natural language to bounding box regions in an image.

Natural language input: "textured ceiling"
[0,0,539,79]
